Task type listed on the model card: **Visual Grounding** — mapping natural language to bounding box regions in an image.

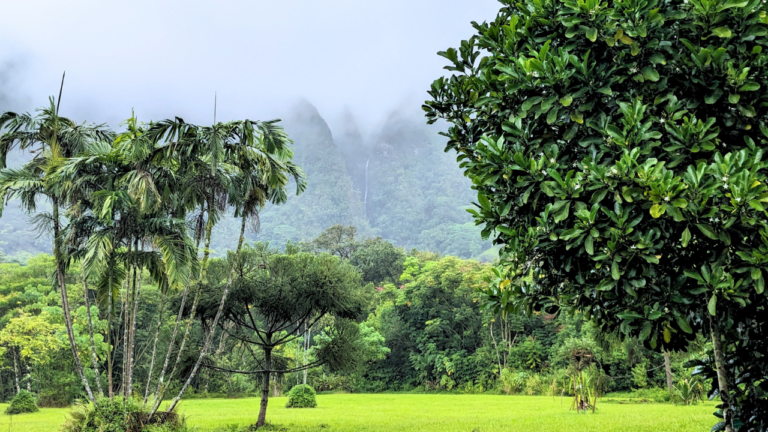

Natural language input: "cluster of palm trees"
[0,96,306,415]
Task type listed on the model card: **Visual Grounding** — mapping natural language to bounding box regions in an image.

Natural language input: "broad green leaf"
[641,67,659,82]
[738,104,757,117]
[708,294,717,316]
[547,106,560,124]
[586,27,598,42]
[682,227,691,247]
[739,82,760,91]
[718,0,748,10]
[649,53,666,65]
[729,93,741,104]
[477,192,491,210]
[696,224,718,240]
[650,204,665,218]
[497,226,516,237]
[554,201,571,222]
[501,200,513,216]
[712,27,732,38]
[571,112,584,124]
[597,86,613,95]
[611,260,620,280]
[597,278,616,291]
[676,315,693,334]
[585,236,594,255]
[560,95,574,107]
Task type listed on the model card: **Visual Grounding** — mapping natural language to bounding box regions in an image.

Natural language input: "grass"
[0,394,717,432]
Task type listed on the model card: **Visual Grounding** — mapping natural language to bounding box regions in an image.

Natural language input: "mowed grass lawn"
[1,394,716,432]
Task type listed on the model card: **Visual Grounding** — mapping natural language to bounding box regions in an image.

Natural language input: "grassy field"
[0,394,716,432]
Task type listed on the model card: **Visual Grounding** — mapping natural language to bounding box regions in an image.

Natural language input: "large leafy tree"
[197,245,366,427]
[424,0,768,430]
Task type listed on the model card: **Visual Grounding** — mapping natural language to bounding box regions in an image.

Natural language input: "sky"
[0,0,499,133]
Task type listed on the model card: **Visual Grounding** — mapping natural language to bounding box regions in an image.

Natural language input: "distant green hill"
[0,101,493,261]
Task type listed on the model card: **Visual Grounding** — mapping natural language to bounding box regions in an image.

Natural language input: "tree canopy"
[424,0,768,430]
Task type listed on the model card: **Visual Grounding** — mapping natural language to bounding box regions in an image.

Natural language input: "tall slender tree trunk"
[122,262,134,398]
[165,215,247,414]
[107,280,114,399]
[13,348,21,394]
[151,283,190,410]
[127,244,143,397]
[53,198,96,404]
[663,351,673,393]
[25,362,31,392]
[144,282,168,407]
[150,205,209,415]
[83,279,104,397]
[709,316,735,432]
[303,325,310,385]
[257,344,273,428]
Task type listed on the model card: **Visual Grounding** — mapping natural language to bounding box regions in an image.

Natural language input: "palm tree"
[54,115,198,399]
[161,119,306,414]
[0,99,111,404]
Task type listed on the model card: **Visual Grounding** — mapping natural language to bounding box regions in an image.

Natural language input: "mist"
[0,0,499,131]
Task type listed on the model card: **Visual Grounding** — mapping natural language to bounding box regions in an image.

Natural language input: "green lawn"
[0,394,716,432]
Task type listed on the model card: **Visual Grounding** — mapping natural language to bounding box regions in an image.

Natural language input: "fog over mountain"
[0,0,500,259]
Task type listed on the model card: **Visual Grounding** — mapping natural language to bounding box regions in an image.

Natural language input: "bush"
[285,384,317,408]
[500,369,528,395]
[525,374,543,396]
[60,397,184,432]
[4,390,39,414]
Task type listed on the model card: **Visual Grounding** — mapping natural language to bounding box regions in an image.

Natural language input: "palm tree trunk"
[83,279,104,397]
[257,345,273,428]
[53,198,96,404]
[122,263,133,398]
[127,245,143,397]
[709,316,735,432]
[143,281,168,407]
[150,283,190,411]
[165,214,247,413]
[150,202,212,415]
[107,279,114,399]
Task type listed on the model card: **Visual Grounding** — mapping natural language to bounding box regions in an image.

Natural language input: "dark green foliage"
[285,384,317,408]
[60,397,183,432]
[4,389,39,414]
[349,237,406,285]
[425,0,768,429]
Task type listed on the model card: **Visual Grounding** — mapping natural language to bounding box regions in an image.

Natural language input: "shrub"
[525,374,543,396]
[285,385,317,408]
[60,397,184,432]
[500,369,528,394]
[673,377,705,406]
[4,390,39,414]
[631,363,649,389]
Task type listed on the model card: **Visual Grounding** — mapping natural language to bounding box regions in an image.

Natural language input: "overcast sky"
[0,0,499,133]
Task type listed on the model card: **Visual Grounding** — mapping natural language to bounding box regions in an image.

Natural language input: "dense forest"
[0,230,696,406]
